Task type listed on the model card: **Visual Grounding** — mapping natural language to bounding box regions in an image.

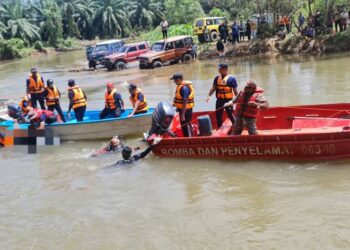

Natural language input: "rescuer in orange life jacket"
[26,68,46,110]
[171,72,195,138]
[43,79,66,122]
[225,80,269,135]
[100,82,125,119]
[67,79,87,122]
[127,83,148,117]
[19,96,31,115]
[206,63,238,129]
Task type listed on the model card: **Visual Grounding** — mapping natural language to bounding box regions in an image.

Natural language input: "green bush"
[324,30,350,52]
[0,38,28,60]
[209,8,231,20]
[55,37,79,51]
[34,41,44,51]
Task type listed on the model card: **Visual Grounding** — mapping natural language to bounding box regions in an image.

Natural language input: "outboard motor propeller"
[147,101,175,138]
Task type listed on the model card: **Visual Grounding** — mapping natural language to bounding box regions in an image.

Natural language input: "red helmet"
[107,82,114,88]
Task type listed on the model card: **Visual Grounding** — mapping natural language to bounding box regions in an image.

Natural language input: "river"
[1,51,350,249]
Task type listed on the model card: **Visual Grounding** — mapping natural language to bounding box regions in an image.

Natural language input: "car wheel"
[210,31,219,42]
[88,60,96,69]
[116,61,127,71]
[106,62,115,71]
[182,54,192,62]
[139,64,146,69]
[152,60,163,68]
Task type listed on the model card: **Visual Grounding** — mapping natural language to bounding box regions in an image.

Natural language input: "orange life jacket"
[28,73,44,94]
[45,86,60,106]
[19,96,31,114]
[105,88,117,109]
[130,88,148,113]
[236,88,264,118]
[216,74,234,100]
[173,81,195,109]
[68,86,87,109]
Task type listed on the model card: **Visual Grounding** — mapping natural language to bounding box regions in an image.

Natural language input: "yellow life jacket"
[130,88,148,113]
[69,86,87,109]
[216,74,234,100]
[105,88,117,109]
[45,86,60,106]
[28,73,44,94]
[173,81,195,109]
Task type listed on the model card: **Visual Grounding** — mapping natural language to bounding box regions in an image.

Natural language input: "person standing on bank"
[172,73,195,137]
[160,19,169,40]
[206,63,238,129]
[128,83,149,117]
[26,68,46,109]
[43,79,66,122]
[100,82,125,119]
[67,79,87,122]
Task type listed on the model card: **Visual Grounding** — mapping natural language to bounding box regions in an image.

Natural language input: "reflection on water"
[1,51,350,249]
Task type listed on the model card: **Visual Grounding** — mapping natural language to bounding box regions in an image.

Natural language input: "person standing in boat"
[67,79,87,122]
[225,80,269,135]
[43,79,66,122]
[26,68,46,110]
[171,73,195,137]
[206,63,238,129]
[100,82,125,119]
[127,83,149,117]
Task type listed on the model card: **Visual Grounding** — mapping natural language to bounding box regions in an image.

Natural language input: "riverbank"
[198,30,350,59]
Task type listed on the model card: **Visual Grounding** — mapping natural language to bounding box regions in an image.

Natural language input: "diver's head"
[122,146,132,160]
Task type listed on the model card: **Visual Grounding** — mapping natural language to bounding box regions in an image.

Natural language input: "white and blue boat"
[0,108,154,141]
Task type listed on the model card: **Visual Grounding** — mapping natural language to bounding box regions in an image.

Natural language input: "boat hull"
[151,103,350,161]
[0,109,153,141]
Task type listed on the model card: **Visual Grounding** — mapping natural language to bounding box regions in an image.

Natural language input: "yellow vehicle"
[193,17,226,43]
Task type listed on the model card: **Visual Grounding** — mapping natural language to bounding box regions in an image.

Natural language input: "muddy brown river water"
[1,51,350,249]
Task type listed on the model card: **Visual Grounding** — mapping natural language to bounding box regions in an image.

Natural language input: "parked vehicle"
[193,17,226,43]
[103,41,150,71]
[138,36,193,69]
[87,39,124,69]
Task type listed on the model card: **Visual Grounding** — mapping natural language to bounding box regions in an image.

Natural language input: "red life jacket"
[32,109,55,122]
[236,88,264,118]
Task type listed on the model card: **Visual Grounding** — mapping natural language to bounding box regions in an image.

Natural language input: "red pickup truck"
[103,41,150,70]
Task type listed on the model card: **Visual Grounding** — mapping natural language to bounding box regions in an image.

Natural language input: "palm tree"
[76,0,98,39]
[7,18,41,44]
[93,0,131,38]
[128,0,164,30]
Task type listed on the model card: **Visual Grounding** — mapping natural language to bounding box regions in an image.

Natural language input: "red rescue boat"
[150,103,350,161]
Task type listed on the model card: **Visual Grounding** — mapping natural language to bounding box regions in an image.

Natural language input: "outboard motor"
[147,101,175,137]
[7,105,26,123]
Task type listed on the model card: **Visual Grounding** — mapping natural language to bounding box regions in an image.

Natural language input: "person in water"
[106,136,123,152]
[114,137,162,166]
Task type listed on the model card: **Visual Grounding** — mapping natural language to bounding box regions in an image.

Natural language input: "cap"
[128,83,137,90]
[107,82,114,88]
[47,79,54,85]
[170,73,183,80]
[218,63,228,69]
[31,68,37,73]
[68,79,75,86]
